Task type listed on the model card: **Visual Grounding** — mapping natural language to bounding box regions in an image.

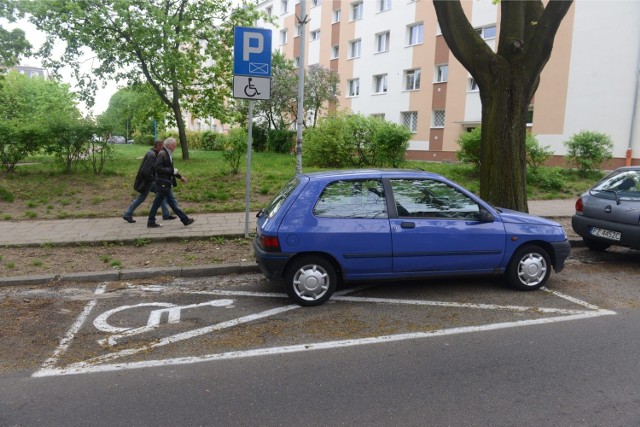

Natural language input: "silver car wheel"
[516,252,547,286]
[293,263,330,301]
[285,256,338,306]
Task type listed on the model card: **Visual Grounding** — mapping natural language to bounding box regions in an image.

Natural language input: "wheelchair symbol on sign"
[244,78,261,97]
[93,299,234,347]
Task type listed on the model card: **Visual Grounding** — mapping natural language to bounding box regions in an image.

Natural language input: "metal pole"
[244,100,254,238]
[295,0,308,174]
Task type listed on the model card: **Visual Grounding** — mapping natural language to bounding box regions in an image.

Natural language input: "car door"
[388,178,506,273]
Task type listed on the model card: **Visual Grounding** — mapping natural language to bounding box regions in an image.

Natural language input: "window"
[468,77,478,92]
[408,23,424,46]
[526,107,534,126]
[352,1,363,21]
[296,24,302,37]
[376,31,390,53]
[333,9,341,23]
[435,64,448,83]
[281,0,288,14]
[331,45,340,59]
[432,110,445,128]
[280,29,288,45]
[314,179,387,219]
[374,74,388,94]
[349,39,362,59]
[402,111,418,133]
[310,30,321,41]
[476,25,496,40]
[266,6,272,17]
[404,69,421,91]
[390,179,481,220]
[378,0,391,12]
[348,78,360,97]
[371,113,385,120]
[294,56,301,67]
[312,0,322,6]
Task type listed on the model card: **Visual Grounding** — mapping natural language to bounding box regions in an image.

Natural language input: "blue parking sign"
[234,27,272,77]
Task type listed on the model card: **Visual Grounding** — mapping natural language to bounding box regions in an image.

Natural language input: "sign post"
[233,27,272,238]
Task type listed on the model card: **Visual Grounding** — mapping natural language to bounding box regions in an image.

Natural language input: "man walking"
[123,140,174,223]
[147,137,195,228]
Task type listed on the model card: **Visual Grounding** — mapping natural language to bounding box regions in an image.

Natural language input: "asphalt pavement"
[0,199,577,287]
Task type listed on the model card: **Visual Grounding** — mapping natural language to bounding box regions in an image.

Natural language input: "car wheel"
[284,256,337,306]
[583,238,610,252]
[506,245,551,291]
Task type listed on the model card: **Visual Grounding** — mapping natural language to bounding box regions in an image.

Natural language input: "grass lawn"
[0,144,599,221]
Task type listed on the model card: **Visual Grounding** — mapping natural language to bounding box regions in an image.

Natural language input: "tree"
[20,0,264,160]
[0,70,79,172]
[433,0,573,212]
[304,64,340,128]
[0,2,31,71]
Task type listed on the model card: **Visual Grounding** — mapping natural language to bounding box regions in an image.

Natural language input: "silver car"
[572,166,640,251]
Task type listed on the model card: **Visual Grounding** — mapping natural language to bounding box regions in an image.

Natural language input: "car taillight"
[575,197,584,213]
[259,234,281,252]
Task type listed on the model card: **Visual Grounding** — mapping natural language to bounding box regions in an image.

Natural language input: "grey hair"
[164,137,177,148]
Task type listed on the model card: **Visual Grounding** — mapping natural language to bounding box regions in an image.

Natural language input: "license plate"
[591,227,621,241]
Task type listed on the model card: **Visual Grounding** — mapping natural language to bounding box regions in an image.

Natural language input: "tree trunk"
[172,94,190,160]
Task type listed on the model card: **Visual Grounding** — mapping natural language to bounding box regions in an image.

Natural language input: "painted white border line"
[34,309,615,377]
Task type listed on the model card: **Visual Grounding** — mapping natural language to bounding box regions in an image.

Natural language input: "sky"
[3,18,118,116]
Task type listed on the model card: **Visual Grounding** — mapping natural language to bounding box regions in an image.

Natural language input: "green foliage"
[221,128,248,174]
[564,130,614,175]
[201,131,220,151]
[304,114,410,168]
[526,135,553,172]
[527,167,564,191]
[456,127,482,169]
[268,129,295,153]
[457,127,549,172]
[0,26,31,70]
[0,186,13,202]
[45,119,101,174]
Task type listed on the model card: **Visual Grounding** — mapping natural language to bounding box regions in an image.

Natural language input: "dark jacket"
[154,147,181,190]
[133,149,158,193]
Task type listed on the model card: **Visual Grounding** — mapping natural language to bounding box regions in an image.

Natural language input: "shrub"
[456,127,482,168]
[527,167,564,191]
[201,131,220,151]
[304,115,355,168]
[268,129,296,153]
[222,128,248,174]
[526,134,553,173]
[564,130,614,175]
[372,120,411,167]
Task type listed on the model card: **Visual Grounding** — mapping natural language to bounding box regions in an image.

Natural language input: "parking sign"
[234,27,272,77]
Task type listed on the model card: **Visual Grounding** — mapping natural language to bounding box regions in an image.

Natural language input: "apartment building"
[256,0,640,167]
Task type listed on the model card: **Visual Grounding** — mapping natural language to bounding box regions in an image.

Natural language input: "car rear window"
[264,177,300,218]
[591,170,640,201]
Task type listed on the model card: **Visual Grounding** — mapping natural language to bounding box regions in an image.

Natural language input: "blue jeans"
[148,187,189,224]
[124,188,170,219]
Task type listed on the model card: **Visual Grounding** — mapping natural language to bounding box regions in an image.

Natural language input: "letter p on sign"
[243,32,263,61]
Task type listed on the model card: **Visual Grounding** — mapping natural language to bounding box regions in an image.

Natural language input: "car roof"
[300,169,445,180]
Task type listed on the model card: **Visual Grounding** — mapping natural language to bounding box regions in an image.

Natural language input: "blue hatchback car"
[254,170,571,306]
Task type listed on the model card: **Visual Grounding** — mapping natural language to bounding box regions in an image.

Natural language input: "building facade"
[256,0,640,167]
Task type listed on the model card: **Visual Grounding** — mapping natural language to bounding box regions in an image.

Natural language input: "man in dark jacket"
[147,137,195,228]
[123,140,173,223]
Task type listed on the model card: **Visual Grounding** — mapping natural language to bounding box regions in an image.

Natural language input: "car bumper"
[572,214,640,249]
[253,238,294,281]
[550,239,571,273]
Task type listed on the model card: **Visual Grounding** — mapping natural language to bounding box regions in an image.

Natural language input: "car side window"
[390,178,480,219]
[314,179,387,218]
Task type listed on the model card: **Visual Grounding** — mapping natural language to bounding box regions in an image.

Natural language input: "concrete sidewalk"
[1,200,576,247]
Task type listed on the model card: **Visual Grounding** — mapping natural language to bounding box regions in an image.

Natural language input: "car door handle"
[400,222,415,229]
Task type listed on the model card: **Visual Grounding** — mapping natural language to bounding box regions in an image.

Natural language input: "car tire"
[506,244,551,291]
[284,255,337,306]
[583,238,610,252]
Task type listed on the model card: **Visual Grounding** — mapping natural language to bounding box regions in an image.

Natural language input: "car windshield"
[264,177,300,218]
[590,170,640,202]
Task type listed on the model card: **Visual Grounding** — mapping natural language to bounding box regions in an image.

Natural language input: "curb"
[0,262,261,288]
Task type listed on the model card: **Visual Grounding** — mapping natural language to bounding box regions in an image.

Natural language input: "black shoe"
[163,215,178,220]
[147,222,162,228]
[183,218,195,226]
[123,216,136,223]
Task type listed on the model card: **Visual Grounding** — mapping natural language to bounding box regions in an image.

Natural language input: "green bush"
[526,135,553,172]
[564,130,614,175]
[527,167,564,191]
[268,129,295,153]
[456,127,482,169]
[221,128,248,174]
[201,130,220,151]
[252,125,268,152]
[304,114,410,168]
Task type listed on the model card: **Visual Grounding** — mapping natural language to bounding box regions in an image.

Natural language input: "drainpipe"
[627,33,640,166]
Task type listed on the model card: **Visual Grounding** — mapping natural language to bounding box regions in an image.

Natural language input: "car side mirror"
[478,207,495,223]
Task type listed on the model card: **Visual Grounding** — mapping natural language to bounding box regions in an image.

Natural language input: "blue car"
[254,170,571,306]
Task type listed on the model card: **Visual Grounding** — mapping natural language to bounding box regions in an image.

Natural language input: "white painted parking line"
[33,285,617,378]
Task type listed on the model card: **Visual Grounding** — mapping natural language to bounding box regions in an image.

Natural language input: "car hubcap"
[293,264,329,301]
[517,253,547,286]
